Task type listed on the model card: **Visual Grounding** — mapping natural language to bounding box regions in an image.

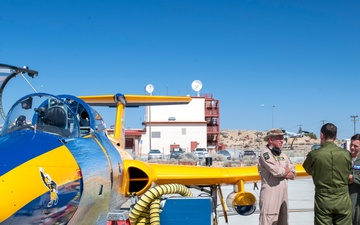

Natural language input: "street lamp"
[145,84,154,152]
[272,105,275,128]
[351,115,358,134]
[260,104,275,128]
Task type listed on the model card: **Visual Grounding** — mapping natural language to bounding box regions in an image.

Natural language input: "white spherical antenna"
[191,80,202,96]
[145,84,154,94]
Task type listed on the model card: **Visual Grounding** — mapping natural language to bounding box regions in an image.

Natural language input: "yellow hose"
[129,183,192,225]
[149,198,161,225]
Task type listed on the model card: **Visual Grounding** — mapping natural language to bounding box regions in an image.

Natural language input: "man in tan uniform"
[258,128,296,225]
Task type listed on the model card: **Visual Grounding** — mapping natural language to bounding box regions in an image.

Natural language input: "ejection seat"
[37,106,72,137]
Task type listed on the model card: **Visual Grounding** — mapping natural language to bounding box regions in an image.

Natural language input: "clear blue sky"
[1,0,359,140]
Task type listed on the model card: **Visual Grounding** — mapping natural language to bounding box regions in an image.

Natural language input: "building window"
[152,131,161,138]
[181,128,186,135]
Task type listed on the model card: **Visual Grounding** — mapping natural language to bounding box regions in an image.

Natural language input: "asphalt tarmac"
[122,177,315,225]
[216,178,314,225]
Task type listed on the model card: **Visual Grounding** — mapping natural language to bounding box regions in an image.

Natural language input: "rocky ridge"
[219,129,320,152]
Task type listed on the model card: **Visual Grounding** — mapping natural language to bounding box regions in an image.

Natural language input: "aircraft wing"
[78,93,192,147]
[121,159,309,196]
[121,159,309,219]
[78,94,192,107]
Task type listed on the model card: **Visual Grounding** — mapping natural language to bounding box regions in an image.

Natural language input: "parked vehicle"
[240,150,257,159]
[193,148,208,159]
[170,147,185,159]
[217,150,231,160]
[311,144,321,151]
[148,149,163,160]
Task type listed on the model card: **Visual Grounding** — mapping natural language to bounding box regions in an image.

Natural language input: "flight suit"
[258,147,295,225]
[349,156,360,225]
[303,142,352,225]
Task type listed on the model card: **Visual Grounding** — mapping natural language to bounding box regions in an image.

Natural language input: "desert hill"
[219,129,321,152]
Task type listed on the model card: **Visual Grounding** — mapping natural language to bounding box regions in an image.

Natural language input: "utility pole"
[351,115,358,134]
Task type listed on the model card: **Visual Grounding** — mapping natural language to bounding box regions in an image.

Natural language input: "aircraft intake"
[226,191,256,216]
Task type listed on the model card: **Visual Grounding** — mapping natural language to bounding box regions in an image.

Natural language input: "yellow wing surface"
[121,159,309,217]
[121,160,309,196]
[78,94,192,157]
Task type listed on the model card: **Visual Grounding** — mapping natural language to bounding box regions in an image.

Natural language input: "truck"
[193,148,208,159]
[148,149,163,160]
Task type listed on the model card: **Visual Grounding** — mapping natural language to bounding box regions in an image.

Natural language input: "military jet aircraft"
[282,127,311,149]
[282,127,310,139]
[0,64,309,225]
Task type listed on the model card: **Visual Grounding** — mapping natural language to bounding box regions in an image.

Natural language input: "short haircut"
[351,134,360,141]
[321,123,337,140]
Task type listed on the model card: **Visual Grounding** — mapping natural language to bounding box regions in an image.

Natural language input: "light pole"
[272,105,275,128]
[149,105,152,151]
[261,104,275,128]
[146,84,154,152]
[351,115,358,134]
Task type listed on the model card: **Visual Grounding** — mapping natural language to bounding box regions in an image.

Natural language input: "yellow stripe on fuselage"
[0,145,80,222]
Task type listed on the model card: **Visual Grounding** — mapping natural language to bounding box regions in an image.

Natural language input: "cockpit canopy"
[1,93,80,137]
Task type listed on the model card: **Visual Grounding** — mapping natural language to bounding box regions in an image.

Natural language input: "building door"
[125,138,135,153]
[190,141,198,152]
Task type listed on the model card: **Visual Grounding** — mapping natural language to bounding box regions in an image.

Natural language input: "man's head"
[320,123,337,144]
[350,134,360,158]
[264,128,285,148]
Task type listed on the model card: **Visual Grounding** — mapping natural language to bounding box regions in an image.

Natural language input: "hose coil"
[129,183,192,225]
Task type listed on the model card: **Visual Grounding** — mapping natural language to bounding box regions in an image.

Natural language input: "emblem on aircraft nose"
[40,167,59,207]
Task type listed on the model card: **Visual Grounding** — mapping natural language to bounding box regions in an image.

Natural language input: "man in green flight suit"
[348,133,360,225]
[303,123,352,225]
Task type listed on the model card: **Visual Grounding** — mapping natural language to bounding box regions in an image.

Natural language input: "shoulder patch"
[263,152,270,160]
[354,165,360,170]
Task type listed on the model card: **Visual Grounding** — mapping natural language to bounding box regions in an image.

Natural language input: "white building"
[125,94,221,158]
